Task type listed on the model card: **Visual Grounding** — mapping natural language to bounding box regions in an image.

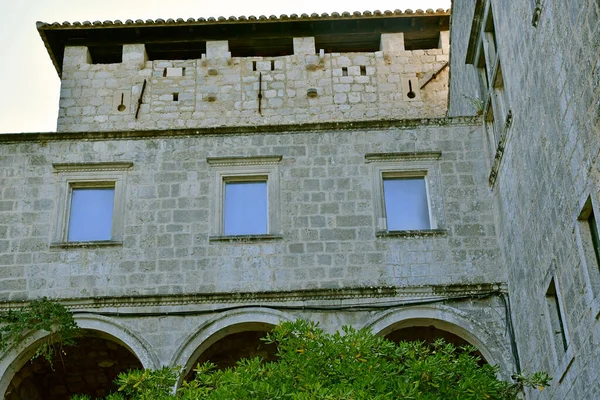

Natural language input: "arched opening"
[385,325,487,365]
[4,330,143,400]
[184,322,276,381]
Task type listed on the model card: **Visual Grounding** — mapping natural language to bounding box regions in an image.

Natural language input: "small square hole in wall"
[342,67,348,76]
[173,93,179,101]
[360,66,367,76]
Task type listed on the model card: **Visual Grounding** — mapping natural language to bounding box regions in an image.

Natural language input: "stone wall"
[447,0,480,117]
[56,33,450,132]
[0,298,515,395]
[452,0,600,398]
[0,119,501,300]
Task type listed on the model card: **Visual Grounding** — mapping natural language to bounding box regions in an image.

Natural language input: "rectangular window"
[477,50,489,100]
[52,162,132,245]
[545,279,568,359]
[492,62,509,128]
[587,209,600,268]
[577,196,600,297]
[367,153,442,235]
[207,156,282,239]
[383,177,431,231]
[485,104,499,151]
[483,9,497,67]
[68,187,115,242]
[224,180,268,235]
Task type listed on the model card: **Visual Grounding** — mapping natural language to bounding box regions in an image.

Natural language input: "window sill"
[591,296,600,320]
[488,109,513,188]
[555,345,575,384]
[376,229,447,238]
[50,240,123,248]
[209,234,283,243]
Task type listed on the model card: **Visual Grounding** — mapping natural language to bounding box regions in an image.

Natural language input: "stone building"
[0,0,598,398]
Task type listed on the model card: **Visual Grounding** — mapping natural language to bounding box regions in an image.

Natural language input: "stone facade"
[56,33,449,132]
[2,1,599,397]
[448,0,600,398]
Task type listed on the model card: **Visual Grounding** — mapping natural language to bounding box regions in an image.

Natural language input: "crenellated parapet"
[38,10,450,132]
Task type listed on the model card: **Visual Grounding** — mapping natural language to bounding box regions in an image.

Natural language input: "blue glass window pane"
[224,181,267,235]
[383,178,430,230]
[68,188,115,241]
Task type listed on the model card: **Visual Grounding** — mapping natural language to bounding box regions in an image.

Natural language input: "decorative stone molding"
[488,109,513,187]
[0,284,507,312]
[52,162,133,173]
[206,155,282,167]
[365,151,442,163]
[0,314,160,396]
[169,307,296,385]
[376,229,447,238]
[361,303,513,378]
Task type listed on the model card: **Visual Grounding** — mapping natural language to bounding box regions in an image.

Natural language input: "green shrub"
[73,319,550,400]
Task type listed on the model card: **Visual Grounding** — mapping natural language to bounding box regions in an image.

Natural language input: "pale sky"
[0,0,451,133]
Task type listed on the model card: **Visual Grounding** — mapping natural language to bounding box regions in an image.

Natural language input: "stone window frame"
[51,162,132,247]
[541,271,574,381]
[366,152,446,238]
[575,192,600,319]
[207,156,282,242]
[466,1,513,187]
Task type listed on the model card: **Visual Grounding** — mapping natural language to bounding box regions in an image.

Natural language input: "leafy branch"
[0,298,80,366]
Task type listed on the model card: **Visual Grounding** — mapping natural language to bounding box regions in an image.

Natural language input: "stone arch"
[361,304,514,377]
[0,314,160,398]
[170,308,295,383]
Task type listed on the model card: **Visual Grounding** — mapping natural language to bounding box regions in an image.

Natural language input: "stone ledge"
[208,234,283,243]
[0,116,482,143]
[376,229,447,238]
[365,151,442,163]
[0,283,507,311]
[49,241,123,249]
[556,345,575,384]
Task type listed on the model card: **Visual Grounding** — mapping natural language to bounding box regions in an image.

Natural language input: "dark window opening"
[173,93,179,101]
[386,326,487,367]
[341,67,348,76]
[88,45,123,64]
[252,61,257,71]
[5,334,143,400]
[229,38,293,57]
[184,325,276,382]
[588,209,600,269]
[578,197,600,296]
[270,60,275,71]
[146,42,206,61]
[404,32,441,50]
[315,37,380,54]
[546,279,568,355]
[360,65,367,76]
[477,49,489,99]
[484,10,498,51]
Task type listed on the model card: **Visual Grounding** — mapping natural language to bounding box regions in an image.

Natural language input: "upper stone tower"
[37,9,450,132]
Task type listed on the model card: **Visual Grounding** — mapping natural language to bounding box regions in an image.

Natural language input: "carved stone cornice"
[0,284,508,312]
[365,151,442,163]
[0,117,482,144]
[53,162,133,173]
[206,155,282,167]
